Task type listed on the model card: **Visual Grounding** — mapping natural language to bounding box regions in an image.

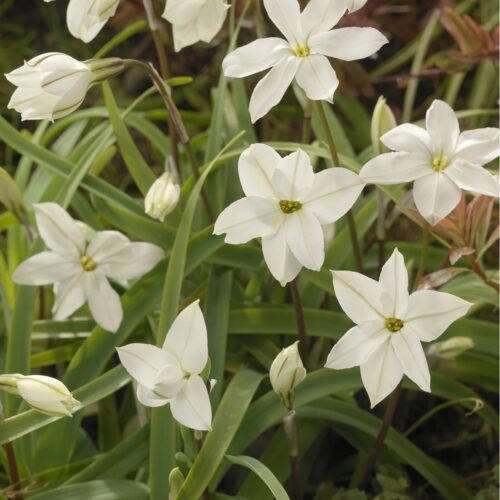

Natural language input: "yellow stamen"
[279,200,302,214]
[385,317,404,333]
[80,255,96,272]
[431,156,448,172]
[295,45,310,58]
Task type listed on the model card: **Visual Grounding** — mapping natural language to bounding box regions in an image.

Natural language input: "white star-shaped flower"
[117,300,213,431]
[325,248,472,407]
[222,0,388,122]
[360,99,500,225]
[12,203,164,332]
[213,144,365,285]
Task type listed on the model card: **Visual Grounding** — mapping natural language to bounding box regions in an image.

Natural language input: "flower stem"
[315,101,363,272]
[289,279,307,366]
[469,254,499,292]
[356,384,402,489]
[195,431,210,500]
[283,408,302,500]
[376,189,387,273]
[301,100,313,144]
[413,222,429,290]
[4,441,23,499]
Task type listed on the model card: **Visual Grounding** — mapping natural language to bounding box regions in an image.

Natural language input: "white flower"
[347,0,368,12]
[222,0,387,122]
[270,341,306,408]
[360,99,500,225]
[325,248,471,407]
[0,374,79,417]
[162,0,230,52]
[145,172,180,222]
[117,300,213,431]
[213,144,365,285]
[12,203,164,333]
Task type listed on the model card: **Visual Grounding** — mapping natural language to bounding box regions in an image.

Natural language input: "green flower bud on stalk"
[144,172,181,222]
[371,96,397,155]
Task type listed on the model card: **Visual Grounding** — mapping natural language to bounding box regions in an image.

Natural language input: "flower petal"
[162,300,208,374]
[249,55,301,122]
[404,290,472,342]
[425,99,460,158]
[273,149,315,199]
[295,54,339,102]
[171,21,201,51]
[454,127,500,165]
[309,27,388,61]
[360,338,403,408]
[222,38,291,78]
[213,197,282,244]
[302,167,364,224]
[379,248,409,318]
[67,0,108,43]
[238,143,281,198]
[325,320,388,369]
[331,270,385,324]
[52,274,86,319]
[381,124,432,156]
[445,160,499,197]
[33,203,85,254]
[12,252,80,285]
[136,384,168,407]
[117,343,176,388]
[413,173,461,225]
[197,0,229,43]
[83,271,123,332]
[391,327,430,392]
[301,0,347,36]
[284,210,324,270]
[359,152,431,184]
[170,374,212,431]
[262,226,302,286]
[263,0,302,44]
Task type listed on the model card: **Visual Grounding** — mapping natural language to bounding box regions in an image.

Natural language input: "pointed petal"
[425,100,460,158]
[136,384,168,407]
[162,0,204,24]
[170,375,212,431]
[359,152,431,184]
[273,149,315,199]
[67,0,107,43]
[197,0,229,42]
[325,320,388,369]
[262,226,302,286]
[12,252,80,285]
[379,248,409,318]
[163,300,208,374]
[302,168,364,224]
[33,203,85,254]
[83,271,123,332]
[405,290,472,341]
[284,210,324,270]
[445,160,499,197]
[309,27,388,61]
[222,38,291,78]
[249,55,300,122]
[413,173,461,225]
[263,0,302,44]
[52,274,86,319]
[238,143,281,198]
[381,124,432,156]
[391,327,430,392]
[454,127,500,165]
[171,21,200,51]
[301,0,347,36]
[360,338,403,408]
[331,270,385,324]
[117,343,175,388]
[295,55,339,102]
[213,197,282,244]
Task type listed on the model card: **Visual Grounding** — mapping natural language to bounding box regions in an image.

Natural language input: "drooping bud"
[269,342,306,409]
[427,337,475,360]
[371,96,397,155]
[144,172,181,222]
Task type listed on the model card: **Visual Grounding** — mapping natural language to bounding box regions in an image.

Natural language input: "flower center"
[279,200,302,214]
[385,317,404,333]
[294,45,310,58]
[431,155,448,172]
[80,255,96,272]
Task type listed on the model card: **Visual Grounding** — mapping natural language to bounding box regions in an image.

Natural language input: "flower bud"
[427,337,475,360]
[144,172,181,222]
[371,96,397,155]
[0,168,23,215]
[269,342,306,409]
[168,467,185,499]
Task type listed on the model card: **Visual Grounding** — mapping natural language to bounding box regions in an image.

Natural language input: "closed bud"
[0,168,23,215]
[427,337,475,360]
[269,342,306,409]
[145,172,181,222]
[371,96,397,155]
[168,467,185,499]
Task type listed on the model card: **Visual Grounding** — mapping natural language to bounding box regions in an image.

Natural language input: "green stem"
[315,101,340,166]
[376,189,387,273]
[289,280,307,366]
[413,223,429,290]
[301,100,313,145]
[283,408,301,500]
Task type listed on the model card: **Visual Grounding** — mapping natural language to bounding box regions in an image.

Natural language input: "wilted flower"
[360,99,500,225]
[222,0,388,122]
[325,248,471,407]
[5,53,124,121]
[213,144,365,285]
[427,336,475,360]
[117,300,213,431]
[0,374,79,417]
[162,0,230,52]
[270,342,306,408]
[145,172,181,222]
[12,203,164,332]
